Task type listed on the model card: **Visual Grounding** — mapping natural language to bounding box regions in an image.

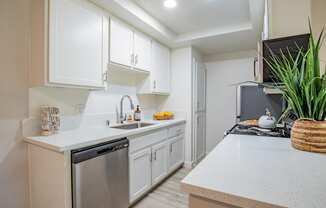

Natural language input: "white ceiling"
[191,28,258,54]
[132,0,251,35]
[91,0,265,55]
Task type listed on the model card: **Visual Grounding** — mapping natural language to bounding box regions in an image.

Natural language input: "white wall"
[311,0,326,64]
[0,0,30,207]
[205,54,255,153]
[268,0,311,39]
[157,48,192,113]
[157,46,205,166]
[204,50,257,62]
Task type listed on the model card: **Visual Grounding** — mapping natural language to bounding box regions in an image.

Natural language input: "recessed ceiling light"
[164,0,177,8]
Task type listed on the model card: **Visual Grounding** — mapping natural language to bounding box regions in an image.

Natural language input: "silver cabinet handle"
[135,54,138,65]
[102,71,108,81]
[176,129,182,134]
[149,153,152,162]
[130,54,134,65]
[153,80,156,89]
[170,144,172,153]
[154,151,157,160]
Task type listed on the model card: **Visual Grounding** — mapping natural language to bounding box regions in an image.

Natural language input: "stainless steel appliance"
[225,123,290,138]
[230,85,293,138]
[236,85,285,123]
[255,34,310,83]
[71,138,129,208]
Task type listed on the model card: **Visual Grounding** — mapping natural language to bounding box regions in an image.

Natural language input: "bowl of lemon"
[153,112,174,120]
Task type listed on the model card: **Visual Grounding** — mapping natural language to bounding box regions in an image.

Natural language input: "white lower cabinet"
[168,135,185,172]
[151,142,168,185]
[129,125,185,203]
[129,147,152,202]
[129,142,168,203]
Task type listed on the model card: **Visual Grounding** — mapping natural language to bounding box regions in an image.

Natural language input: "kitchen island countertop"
[181,134,326,208]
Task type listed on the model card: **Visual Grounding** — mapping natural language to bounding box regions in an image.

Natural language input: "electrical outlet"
[75,104,85,114]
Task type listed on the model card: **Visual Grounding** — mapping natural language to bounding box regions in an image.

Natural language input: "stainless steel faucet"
[118,95,135,124]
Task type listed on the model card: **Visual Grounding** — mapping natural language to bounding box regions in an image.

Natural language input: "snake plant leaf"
[267,24,326,121]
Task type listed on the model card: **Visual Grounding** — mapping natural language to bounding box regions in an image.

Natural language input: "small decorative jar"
[40,106,60,136]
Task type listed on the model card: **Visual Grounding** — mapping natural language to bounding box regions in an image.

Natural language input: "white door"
[133,32,151,72]
[168,135,184,171]
[151,41,170,94]
[129,148,152,202]
[110,19,133,67]
[49,0,106,87]
[193,59,207,162]
[151,142,168,185]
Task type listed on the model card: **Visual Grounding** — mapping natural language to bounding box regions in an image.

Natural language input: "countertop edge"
[181,182,285,208]
[23,119,186,152]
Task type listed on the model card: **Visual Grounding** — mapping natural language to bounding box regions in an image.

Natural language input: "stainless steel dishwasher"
[71,138,129,208]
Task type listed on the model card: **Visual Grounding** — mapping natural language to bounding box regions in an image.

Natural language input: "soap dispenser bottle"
[134,105,141,121]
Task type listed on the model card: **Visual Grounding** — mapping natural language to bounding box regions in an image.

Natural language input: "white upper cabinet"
[133,32,151,71]
[109,19,151,72]
[31,0,108,89]
[137,40,171,95]
[110,19,133,67]
[151,41,171,94]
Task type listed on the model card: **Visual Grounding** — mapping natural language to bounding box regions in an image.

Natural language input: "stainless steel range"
[225,124,290,138]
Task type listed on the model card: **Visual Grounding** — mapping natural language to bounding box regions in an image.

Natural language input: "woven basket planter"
[291,120,326,153]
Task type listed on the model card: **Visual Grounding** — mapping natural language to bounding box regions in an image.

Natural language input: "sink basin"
[110,122,154,130]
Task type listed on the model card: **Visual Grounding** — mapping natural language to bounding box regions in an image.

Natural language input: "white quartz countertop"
[181,134,326,208]
[24,119,185,152]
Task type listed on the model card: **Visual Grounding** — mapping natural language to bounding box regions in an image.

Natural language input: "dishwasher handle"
[97,146,115,155]
[71,138,128,164]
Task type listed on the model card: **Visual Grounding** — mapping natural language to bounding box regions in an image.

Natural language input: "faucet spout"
[119,95,135,124]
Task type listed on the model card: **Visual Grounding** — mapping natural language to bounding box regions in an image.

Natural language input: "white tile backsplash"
[27,82,162,134]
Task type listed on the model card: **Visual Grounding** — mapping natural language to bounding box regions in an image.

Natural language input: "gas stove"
[225,124,290,138]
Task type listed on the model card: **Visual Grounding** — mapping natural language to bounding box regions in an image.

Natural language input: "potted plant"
[267,25,326,153]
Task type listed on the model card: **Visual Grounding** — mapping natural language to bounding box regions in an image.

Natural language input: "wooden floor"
[132,168,191,208]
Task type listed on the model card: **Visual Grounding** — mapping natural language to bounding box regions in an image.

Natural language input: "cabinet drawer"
[168,124,185,138]
[129,129,168,153]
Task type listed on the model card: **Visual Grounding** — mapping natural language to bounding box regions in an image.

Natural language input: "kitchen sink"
[110,122,155,130]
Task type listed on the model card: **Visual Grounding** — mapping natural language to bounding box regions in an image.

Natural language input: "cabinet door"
[168,135,184,171]
[110,19,133,67]
[49,0,106,87]
[151,142,168,185]
[129,147,152,202]
[133,32,151,72]
[151,41,170,94]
